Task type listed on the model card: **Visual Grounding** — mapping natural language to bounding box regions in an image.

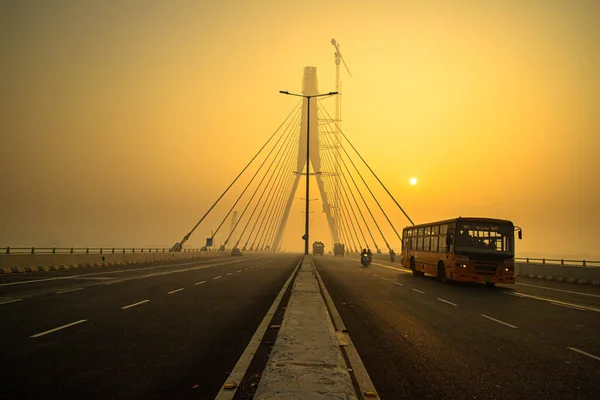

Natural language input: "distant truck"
[312,241,325,256]
[334,243,345,256]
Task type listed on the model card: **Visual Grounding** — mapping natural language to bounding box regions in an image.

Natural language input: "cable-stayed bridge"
[1,68,599,400]
[170,66,413,257]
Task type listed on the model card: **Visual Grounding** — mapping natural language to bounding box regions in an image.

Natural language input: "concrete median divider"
[254,256,359,400]
[0,251,231,274]
[515,262,600,286]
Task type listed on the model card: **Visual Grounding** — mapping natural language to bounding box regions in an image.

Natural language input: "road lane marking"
[516,282,600,299]
[167,288,184,295]
[56,287,84,294]
[0,257,262,287]
[550,302,588,311]
[481,314,518,329]
[437,298,458,307]
[567,347,600,362]
[394,282,403,286]
[505,292,600,313]
[236,270,242,273]
[216,257,302,400]
[370,262,412,274]
[30,319,87,338]
[194,280,206,286]
[213,276,222,280]
[0,298,23,305]
[227,273,232,276]
[413,289,425,294]
[121,300,150,310]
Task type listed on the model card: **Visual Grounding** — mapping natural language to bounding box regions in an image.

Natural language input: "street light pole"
[279,90,338,255]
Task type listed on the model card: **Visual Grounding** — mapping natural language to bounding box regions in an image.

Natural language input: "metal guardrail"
[515,257,599,267]
[1,247,209,255]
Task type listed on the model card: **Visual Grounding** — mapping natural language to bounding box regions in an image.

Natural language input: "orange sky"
[1,0,598,258]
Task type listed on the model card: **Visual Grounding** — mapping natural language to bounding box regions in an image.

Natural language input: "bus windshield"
[454,222,514,254]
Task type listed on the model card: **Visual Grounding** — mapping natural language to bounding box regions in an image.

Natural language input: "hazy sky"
[1,0,598,258]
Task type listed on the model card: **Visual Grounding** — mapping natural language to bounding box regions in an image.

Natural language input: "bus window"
[417,236,423,251]
[424,236,431,251]
[432,225,440,235]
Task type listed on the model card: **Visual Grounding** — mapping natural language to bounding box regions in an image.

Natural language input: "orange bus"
[400,217,522,287]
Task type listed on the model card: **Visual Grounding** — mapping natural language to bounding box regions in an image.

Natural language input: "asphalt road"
[0,253,301,400]
[314,255,600,400]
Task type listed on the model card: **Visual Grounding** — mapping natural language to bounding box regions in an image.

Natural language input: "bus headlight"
[458,264,467,268]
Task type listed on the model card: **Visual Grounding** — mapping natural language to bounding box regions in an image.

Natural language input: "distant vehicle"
[312,241,325,256]
[360,253,371,267]
[401,217,522,287]
[231,247,242,256]
[334,243,345,256]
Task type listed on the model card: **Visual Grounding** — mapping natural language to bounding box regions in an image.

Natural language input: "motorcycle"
[361,253,371,267]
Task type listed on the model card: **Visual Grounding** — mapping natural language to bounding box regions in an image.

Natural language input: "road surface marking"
[0,298,23,305]
[194,280,206,286]
[227,273,232,276]
[371,274,378,277]
[413,289,425,294]
[550,302,587,311]
[244,268,248,270]
[213,276,222,280]
[215,257,302,400]
[56,287,84,294]
[505,292,600,313]
[370,262,412,274]
[0,257,260,287]
[30,319,87,338]
[394,282,403,286]
[121,300,150,310]
[516,282,600,299]
[567,347,600,362]
[167,288,184,295]
[236,270,242,273]
[481,314,518,329]
[437,298,458,307]
[381,277,390,281]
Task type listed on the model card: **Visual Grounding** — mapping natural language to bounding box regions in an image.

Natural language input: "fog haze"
[1,0,598,259]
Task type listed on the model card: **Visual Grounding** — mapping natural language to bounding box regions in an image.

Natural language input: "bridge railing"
[515,257,599,268]
[1,247,207,255]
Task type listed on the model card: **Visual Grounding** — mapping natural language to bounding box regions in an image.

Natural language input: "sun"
[410,177,417,185]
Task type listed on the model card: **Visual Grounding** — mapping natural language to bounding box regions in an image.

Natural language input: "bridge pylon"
[272,67,340,251]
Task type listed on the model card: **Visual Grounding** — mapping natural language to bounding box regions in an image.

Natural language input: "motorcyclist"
[389,248,396,263]
[360,248,369,266]
[367,248,373,264]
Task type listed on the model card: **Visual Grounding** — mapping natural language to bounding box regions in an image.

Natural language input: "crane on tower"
[330,38,352,251]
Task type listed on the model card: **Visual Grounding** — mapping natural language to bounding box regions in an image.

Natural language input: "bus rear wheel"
[437,263,448,283]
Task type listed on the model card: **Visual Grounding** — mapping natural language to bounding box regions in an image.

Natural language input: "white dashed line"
[393,282,403,287]
[505,292,600,313]
[227,273,232,276]
[194,280,206,286]
[516,282,600,299]
[0,298,23,305]
[567,347,600,362]
[236,270,242,273]
[56,287,84,294]
[437,298,458,307]
[167,288,184,295]
[121,300,150,310]
[481,314,518,329]
[213,276,222,280]
[30,319,87,338]
[412,289,425,294]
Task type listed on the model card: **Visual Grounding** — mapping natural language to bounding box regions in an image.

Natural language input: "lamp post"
[280,90,338,255]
